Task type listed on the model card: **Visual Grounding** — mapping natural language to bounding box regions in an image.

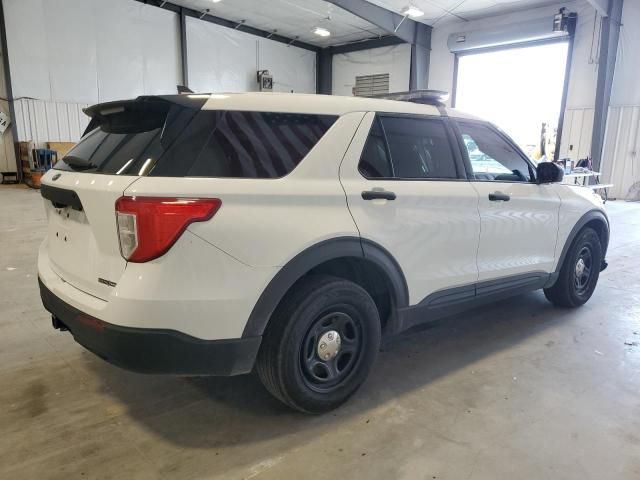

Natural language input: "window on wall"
[354,74,390,97]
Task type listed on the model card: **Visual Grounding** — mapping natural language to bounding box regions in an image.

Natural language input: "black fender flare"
[242,237,409,338]
[547,209,610,286]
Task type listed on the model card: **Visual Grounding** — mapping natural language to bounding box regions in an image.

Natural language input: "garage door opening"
[454,41,569,161]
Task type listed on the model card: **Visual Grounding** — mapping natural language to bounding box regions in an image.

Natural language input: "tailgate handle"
[40,184,84,211]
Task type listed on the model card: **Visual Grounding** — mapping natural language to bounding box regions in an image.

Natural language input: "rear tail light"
[115,196,221,263]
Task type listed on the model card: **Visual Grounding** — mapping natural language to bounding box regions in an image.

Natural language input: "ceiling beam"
[585,0,609,17]
[325,0,431,49]
[330,35,406,55]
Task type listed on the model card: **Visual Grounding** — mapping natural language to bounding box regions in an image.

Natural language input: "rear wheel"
[544,227,602,307]
[256,275,381,413]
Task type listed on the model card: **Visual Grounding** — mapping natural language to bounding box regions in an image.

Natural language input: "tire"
[256,274,381,413]
[544,227,602,308]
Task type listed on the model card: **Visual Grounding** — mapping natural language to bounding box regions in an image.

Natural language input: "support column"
[0,0,21,182]
[180,7,188,87]
[316,49,333,95]
[409,24,431,90]
[591,0,624,171]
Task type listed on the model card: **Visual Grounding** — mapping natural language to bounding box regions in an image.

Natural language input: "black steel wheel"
[300,311,363,392]
[544,227,602,307]
[257,275,381,413]
[573,246,593,296]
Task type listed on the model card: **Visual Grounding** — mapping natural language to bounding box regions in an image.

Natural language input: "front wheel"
[256,275,381,413]
[544,227,603,307]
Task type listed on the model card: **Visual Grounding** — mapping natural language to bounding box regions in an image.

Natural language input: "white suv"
[38,92,609,413]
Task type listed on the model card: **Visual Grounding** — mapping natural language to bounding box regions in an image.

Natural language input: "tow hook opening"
[51,315,68,332]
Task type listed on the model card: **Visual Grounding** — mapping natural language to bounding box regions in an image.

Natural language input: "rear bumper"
[39,279,261,376]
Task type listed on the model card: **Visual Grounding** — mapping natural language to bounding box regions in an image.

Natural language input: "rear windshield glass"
[55,106,337,178]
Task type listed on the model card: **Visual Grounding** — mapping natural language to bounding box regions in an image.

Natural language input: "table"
[563,171,613,203]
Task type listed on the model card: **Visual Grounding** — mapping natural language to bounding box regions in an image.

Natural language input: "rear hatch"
[40,96,207,299]
[41,175,138,299]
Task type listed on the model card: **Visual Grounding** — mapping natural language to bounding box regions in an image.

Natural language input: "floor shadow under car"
[88,289,567,448]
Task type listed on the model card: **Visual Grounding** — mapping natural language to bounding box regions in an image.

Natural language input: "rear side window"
[56,105,336,178]
[154,111,337,178]
[358,115,458,180]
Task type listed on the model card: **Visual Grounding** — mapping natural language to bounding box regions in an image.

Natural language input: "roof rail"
[374,90,449,105]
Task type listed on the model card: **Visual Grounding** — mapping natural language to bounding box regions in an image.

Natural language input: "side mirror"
[537,162,564,184]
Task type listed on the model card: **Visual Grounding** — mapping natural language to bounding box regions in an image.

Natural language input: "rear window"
[56,106,337,178]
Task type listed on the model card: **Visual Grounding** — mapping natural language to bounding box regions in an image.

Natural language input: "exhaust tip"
[51,315,69,332]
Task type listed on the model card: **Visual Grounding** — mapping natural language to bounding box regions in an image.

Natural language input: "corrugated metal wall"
[558,107,594,163]
[601,105,640,200]
[13,99,89,146]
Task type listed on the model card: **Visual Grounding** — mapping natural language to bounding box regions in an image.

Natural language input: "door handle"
[488,192,510,202]
[362,190,396,201]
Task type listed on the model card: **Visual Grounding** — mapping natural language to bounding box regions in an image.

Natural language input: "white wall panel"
[2,0,181,143]
[259,40,316,93]
[140,4,183,96]
[3,0,50,101]
[600,106,640,200]
[187,17,258,93]
[332,44,411,96]
[93,0,181,101]
[4,0,181,104]
[186,17,316,94]
[44,0,98,104]
[3,0,316,144]
[94,0,145,101]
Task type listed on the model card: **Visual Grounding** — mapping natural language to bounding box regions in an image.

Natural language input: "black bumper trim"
[39,279,261,376]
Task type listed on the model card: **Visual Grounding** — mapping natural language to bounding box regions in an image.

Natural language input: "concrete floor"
[1,184,639,480]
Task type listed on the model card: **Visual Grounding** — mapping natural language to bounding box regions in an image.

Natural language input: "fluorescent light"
[402,5,424,17]
[313,27,331,37]
[211,0,222,3]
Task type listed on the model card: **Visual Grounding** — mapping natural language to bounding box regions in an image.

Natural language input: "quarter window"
[459,122,534,182]
[358,117,393,178]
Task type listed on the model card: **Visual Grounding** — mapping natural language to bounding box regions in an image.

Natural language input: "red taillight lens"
[115,196,221,263]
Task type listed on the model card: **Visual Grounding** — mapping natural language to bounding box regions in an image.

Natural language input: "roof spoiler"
[81,95,209,137]
[373,90,449,106]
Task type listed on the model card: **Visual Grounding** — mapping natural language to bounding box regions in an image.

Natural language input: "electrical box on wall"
[257,70,273,91]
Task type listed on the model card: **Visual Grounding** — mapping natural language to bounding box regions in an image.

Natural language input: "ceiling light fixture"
[313,27,331,37]
[402,5,424,18]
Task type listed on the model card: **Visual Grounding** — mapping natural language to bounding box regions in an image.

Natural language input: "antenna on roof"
[374,90,449,105]
[177,85,194,95]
